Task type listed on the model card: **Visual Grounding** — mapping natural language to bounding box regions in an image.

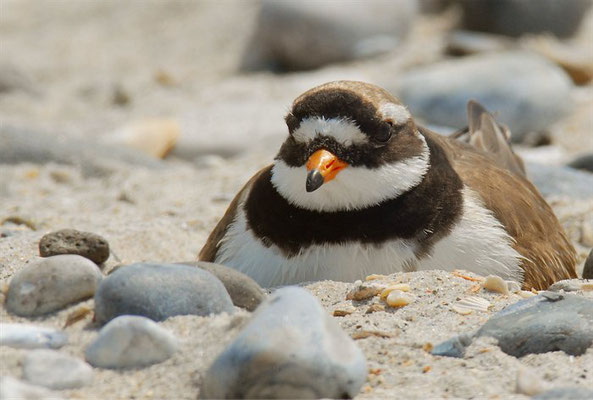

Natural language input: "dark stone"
[459,0,592,38]
[200,286,367,399]
[583,249,593,280]
[431,333,473,358]
[433,292,593,358]
[477,292,593,357]
[39,229,110,265]
[567,153,593,174]
[177,261,265,311]
[94,263,234,324]
[532,387,593,400]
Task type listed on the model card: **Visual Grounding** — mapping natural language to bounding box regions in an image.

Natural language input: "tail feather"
[465,100,526,177]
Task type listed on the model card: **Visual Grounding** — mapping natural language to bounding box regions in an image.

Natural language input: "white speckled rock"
[85,315,178,369]
[0,376,63,400]
[6,255,103,317]
[200,286,367,399]
[23,349,93,390]
[0,323,68,349]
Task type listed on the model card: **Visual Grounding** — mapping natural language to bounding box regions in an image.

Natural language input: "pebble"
[477,292,593,357]
[515,367,547,396]
[0,126,162,171]
[385,290,413,308]
[446,30,512,56]
[527,162,593,199]
[395,51,573,141]
[106,118,180,159]
[94,262,234,324]
[6,255,103,317]
[23,349,93,390]
[85,315,178,369]
[241,0,417,71]
[434,292,593,358]
[346,280,383,301]
[583,249,593,280]
[533,387,593,400]
[0,324,68,349]
[567,153,593,174]
[0,376,62,400]
[548,279,592,292]
[482,275,510,295]
[200,286,367,399]
[39,229,110,265]
[458,0,592,38]
[178,261,265,311]
[380,283,411,299]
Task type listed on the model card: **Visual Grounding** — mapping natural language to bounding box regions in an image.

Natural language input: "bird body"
[200,81,577,290]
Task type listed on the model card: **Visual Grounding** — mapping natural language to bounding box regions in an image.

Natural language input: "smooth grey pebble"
[0,376,62,400]
[394,51,573,141]
[23,349,93,390]
[178,261,266,311]
[241,0,416,72]
[94,262,234,323]
[39,229,110,265]
[6,255,103,317]
[532,387,593,400]
[200,286,367,399]
[0,324,68,349]
[85,315,178,369]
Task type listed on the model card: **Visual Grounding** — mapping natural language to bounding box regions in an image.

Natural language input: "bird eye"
[375,124,393,143]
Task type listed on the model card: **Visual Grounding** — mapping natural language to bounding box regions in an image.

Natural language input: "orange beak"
[305,149,349,192]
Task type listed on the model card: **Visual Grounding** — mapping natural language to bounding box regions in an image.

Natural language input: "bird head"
[271,81,430,212]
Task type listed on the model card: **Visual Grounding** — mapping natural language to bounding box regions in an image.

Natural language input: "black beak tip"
[306,170,324,193]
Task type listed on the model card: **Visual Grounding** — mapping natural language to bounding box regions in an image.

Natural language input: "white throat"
[271,134,430,212]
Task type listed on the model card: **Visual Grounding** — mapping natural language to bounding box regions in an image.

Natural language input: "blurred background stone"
[241,0,417,72]
[458,0,592,38]
[393,51,574,142]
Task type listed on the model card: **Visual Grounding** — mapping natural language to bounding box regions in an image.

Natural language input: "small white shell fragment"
[483,275,510,295]
[385,290,412,307]
[518,290,537,298]
[451,296,491,315]
[380,283,411,299]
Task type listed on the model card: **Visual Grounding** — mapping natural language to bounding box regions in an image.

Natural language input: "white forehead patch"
[379,103,411,125]
[292,117,368,146]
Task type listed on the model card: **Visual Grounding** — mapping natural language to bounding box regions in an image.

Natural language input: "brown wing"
[427,130,577,290]
[199,166,272,262]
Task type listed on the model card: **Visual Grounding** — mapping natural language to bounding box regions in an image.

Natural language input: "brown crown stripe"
[244,133,464,258]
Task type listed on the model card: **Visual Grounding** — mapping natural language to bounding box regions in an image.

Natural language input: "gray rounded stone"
[85,315,178,369]
[23,349,93,390]
[567,153,593,174]
[0,376,62,400]
[477,292,593,357]
[94,263,234,324]
[0,324,68,349]
[178,261,266,311]
[526,163,593,199]
[200,286,367,399]
[459,0,592,38]
[6,255,103,317]
[582,249,593,280]
[533,387,593,400]
[241,0,417,72]
[39,229,110,264]
[394,51,573,140]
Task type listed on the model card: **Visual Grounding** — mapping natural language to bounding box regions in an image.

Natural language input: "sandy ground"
[1,1,593,399]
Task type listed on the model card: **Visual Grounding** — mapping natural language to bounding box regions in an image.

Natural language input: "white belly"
[215,186,524,287]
